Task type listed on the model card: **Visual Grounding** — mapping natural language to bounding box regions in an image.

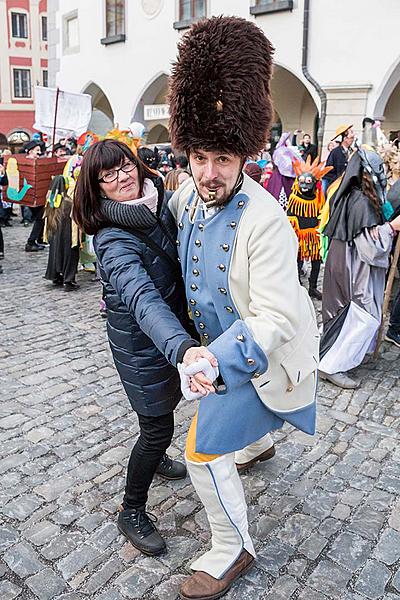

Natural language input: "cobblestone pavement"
[1,222,400,600]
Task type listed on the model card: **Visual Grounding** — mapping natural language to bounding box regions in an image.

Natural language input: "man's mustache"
[200,180,224,188]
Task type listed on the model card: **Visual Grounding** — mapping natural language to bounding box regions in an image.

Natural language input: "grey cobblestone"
[26,568,67,599]
[354,559,391,599]
[1,223,400,599]
[0,581,22,600]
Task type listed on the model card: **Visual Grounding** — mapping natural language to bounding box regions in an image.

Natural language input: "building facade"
[0,0,48,148]
[49,0,400,149]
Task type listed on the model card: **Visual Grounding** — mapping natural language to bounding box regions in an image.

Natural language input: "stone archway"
[131,73,169,139]
[374,57,400,121]
[271,65,318,143]
[82,82,114,135]
[147,124,169,144]
[373,58,400,138]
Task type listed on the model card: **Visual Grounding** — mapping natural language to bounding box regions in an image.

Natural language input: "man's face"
[55,147,67,157]
[189,149,242,204]
[303,134,311,145]
[27,145,41,158]
[344,127,355,144]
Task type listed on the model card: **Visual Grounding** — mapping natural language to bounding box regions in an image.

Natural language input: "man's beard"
[197,181,231,206]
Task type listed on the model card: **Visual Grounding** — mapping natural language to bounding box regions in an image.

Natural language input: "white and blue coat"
[169,174,319,454]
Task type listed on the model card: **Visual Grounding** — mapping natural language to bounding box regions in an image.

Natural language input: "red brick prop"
[4,155,67,207]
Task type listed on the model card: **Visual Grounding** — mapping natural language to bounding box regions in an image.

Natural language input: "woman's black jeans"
[123,411,174,511]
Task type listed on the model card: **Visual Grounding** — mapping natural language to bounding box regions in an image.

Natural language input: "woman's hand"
[183,346,218,368]
[183,347,218,395]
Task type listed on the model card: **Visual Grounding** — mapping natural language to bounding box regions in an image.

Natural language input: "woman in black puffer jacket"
[73,140,213,556]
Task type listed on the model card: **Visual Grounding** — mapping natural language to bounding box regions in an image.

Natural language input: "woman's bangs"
[97,144,133,171]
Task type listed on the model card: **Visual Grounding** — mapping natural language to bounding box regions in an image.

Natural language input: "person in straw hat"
[168,16,319,600]
[323,123,355,188]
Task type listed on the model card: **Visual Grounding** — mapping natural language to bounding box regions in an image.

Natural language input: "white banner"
[33,86,92,138]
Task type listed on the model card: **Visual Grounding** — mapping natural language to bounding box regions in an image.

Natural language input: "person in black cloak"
[44,175,80,290]
[319,147,400,388]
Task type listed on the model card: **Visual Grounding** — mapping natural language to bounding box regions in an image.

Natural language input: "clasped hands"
[178,346,219,400]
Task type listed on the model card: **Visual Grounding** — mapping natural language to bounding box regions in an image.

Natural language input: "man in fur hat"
[168,16,319,600]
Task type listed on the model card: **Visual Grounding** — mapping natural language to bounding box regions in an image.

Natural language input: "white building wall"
[51,0,400,147]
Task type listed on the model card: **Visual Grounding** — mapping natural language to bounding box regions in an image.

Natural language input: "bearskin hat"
[168,16,274,157]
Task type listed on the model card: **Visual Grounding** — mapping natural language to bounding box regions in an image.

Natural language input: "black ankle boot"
[117,508,166,555]
[156,454,187,480]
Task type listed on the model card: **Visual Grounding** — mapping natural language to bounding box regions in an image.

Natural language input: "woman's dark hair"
[361,171,382,218]
[73,139,155,234]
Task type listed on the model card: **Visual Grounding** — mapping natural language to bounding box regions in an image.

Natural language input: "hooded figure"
[168,16,319,600]
[319,148,400,388]
[44,174,80,290]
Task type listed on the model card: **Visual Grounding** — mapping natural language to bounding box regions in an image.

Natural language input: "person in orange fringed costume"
[287,156,332,300]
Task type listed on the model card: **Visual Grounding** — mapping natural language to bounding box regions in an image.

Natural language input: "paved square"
[1,224,399,599]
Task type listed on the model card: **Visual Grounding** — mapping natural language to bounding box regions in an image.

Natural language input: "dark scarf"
[323,152,382,242]
[99,198,157,230]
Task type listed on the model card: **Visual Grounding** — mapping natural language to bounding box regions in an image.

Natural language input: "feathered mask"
[293,155,333,181]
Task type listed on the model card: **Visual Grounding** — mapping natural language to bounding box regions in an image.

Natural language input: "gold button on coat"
[219,287,227,294]
[236,335,245,342]
[221,244,229,252]
[199,322,205,329]
[218,264,226,272]
[190,283,198,291]
[247,358,255,365]
[195,240,202,247]
[225,306,234,313]
[192,255,199,262]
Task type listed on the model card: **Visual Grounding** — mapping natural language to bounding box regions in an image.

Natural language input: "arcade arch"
[271,65,318,142]
[82,82,114,135]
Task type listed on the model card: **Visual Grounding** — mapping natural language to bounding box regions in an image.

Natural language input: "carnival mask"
[298,172,316,198]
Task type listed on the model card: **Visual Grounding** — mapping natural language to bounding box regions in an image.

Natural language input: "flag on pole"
[33,86,92,138]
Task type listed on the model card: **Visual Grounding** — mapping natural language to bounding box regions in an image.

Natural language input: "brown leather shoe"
[236,445,276,473]
[179,549,254,600]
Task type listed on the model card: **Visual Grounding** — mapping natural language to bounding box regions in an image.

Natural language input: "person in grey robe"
[319,148,400,388]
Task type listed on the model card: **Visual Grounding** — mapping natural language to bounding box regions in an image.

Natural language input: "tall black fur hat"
[168,16,274,156]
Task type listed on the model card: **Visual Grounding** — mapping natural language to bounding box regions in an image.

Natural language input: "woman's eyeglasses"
[98,162,137,184]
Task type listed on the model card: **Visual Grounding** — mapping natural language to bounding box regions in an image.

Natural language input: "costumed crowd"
[1,16,400,600]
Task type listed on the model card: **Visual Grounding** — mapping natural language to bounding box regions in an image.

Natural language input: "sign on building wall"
[144,104,170,121]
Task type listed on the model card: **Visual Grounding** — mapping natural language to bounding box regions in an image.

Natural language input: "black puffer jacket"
[94,191,197,417]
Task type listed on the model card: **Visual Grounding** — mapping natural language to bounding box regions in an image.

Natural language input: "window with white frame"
[41,15,48,41]
[13,69,32,98]
[11,12,28,38]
